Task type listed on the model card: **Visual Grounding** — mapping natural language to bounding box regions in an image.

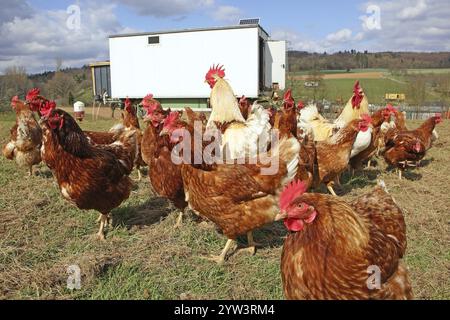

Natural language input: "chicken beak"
[275,211,288,221]
[159,128,169,137]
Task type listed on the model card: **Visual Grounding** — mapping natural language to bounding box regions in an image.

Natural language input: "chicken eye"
[297,203,304,209]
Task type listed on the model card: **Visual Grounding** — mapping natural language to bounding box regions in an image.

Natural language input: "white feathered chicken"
[205,64,271,159]
[297,81,371,159]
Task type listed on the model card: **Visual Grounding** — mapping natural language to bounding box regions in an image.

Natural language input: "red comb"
[26,88,40,102]
[351,81,363,108]
[206,64,225,80]
[163,111,180,127]
[143,93,153,100]
[125,97,135,115]
[297,101,304,110]
[353,81,361,94]
[434,113,443,124]
[283,89,293,102]
[361,113,372,124]
[142,93,160,115]
[40,100,56,118]
[239,95,247,105]
[279,180,307,212]
[386,104,398,115]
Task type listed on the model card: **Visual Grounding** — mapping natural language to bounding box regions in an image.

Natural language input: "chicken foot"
[135,167,142,181]
[173,212,183,229]
[236,232,261,256]
[202,239,235,265]
[96,213,112,240]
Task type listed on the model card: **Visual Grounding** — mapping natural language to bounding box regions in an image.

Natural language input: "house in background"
[90,20,286,109]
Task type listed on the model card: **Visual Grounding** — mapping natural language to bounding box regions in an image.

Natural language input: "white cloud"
[0,2,135,74]
[358,0,450,51]
[115,0,214,17]
[271,29,327,53]
[398,0,427,20]
[275,0,450,53]
[326,29,353,43]
[211,5,243,23]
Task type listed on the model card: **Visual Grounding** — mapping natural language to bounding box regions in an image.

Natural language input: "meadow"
[287,68,450,104]
[0,109,448,299]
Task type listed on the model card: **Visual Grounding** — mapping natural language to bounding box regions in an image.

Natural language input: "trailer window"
[148,36,160,44]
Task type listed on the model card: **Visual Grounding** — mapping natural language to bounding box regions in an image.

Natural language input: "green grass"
[287,78,406,104]
[0,112,449,300]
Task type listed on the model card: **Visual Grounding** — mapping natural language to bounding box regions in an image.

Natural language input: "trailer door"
[267,40,286,90]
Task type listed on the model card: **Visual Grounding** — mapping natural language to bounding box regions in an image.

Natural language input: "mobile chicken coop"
[105,20,286,109]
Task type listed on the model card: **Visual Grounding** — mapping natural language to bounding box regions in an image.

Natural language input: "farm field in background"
[0,111,448,300]
[287,68,450,104]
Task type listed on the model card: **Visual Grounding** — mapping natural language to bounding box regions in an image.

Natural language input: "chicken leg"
[202,239,235,265]
[327,181,338,196]
[97,213,108,240]
[174,212,183,229]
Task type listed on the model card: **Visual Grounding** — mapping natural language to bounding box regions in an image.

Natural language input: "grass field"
[287,68,450,103]
[0,111,449,300]
[288,78,407,104]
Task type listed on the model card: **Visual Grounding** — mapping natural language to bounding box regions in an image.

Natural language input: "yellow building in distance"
[385,93,406,101]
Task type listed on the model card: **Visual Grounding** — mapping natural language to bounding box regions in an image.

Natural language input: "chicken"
[38,101,136,239]
[382,113,442,179]
[139,94,189,227]
[84,128,124,145]
[122,98,145,180]
[314,116,372,196]
[139,93,168,166]
[297,103,335,141]
[205,64,271,159]
[298,81,369,142]
[238,95,252,120]
[349,106,394,171]
[279,180,413,300]
[84,98,144,180]
[382,131,426,180]
[273,91,314,190]
[161,111,300,264]
[398,114,442,151]
[391,108,440,150]
[2,95,42,175]
[334,80,370,128]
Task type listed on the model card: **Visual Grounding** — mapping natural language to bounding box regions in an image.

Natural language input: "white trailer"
[108,23,286,108]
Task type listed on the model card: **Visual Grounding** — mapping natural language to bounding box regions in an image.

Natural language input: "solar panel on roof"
[239,18,260,25]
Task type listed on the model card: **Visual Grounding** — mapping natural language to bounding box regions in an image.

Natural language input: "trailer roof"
[109,24,269,39]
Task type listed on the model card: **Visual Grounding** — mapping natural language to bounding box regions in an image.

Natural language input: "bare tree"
[1,66,32,109]
[46,71,76,105]
[406,75,427,118]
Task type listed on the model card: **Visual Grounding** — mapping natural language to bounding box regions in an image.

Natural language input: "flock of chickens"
[2,65,443,300]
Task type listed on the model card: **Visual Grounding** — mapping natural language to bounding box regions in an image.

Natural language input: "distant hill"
[0,65,92,111]
[288,51,450,71]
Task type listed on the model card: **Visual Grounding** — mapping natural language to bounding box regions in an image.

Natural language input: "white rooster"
[205,64,271,159]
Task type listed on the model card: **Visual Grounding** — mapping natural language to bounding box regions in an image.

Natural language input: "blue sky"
[1,0,450,73]
[29,0,365,39]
